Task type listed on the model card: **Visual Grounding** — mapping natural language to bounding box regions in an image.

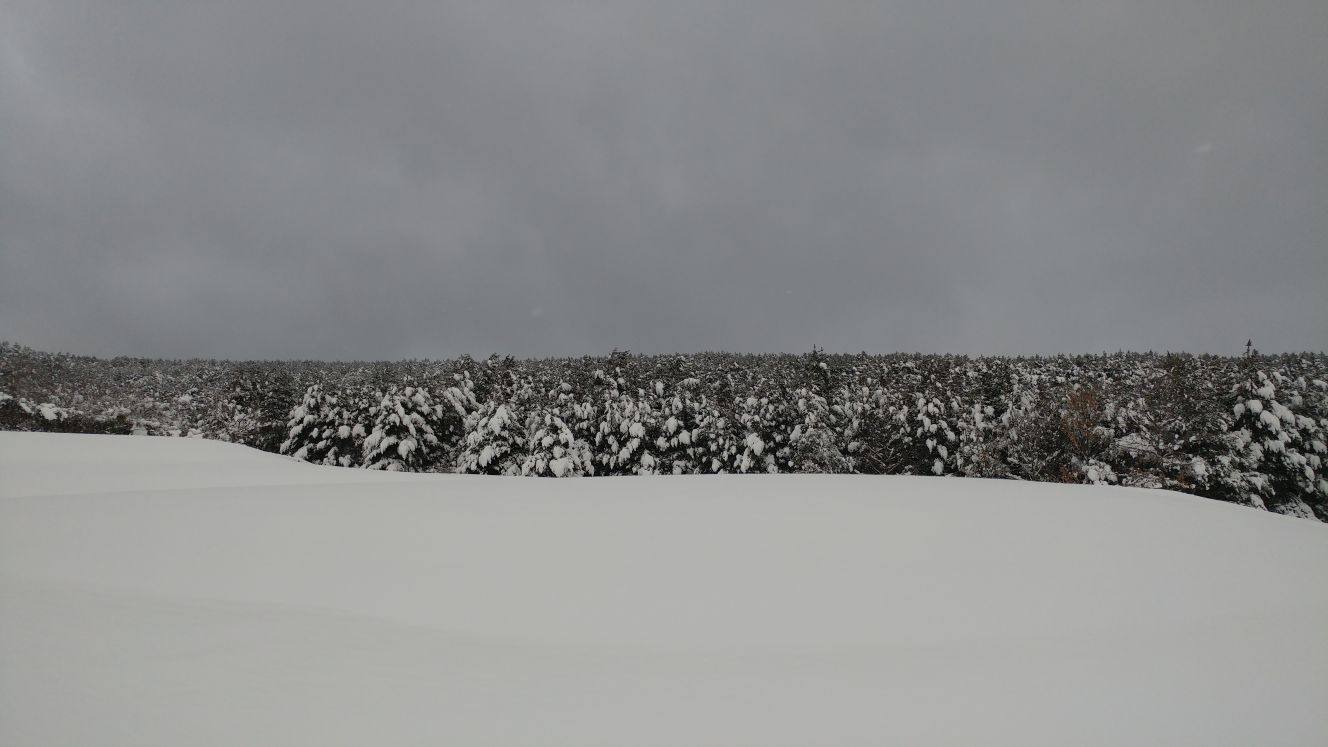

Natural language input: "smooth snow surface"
[2,432,1326,745]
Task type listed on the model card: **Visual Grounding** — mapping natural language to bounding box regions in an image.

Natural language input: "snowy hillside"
[2,432,1326,746]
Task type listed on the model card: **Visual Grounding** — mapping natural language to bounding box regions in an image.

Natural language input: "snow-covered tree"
[280,384,333,462]
[1224,369,1326,517]
[280,385,367,467]
[520,407,595,477]
[457,401,526,475]
[595,390,663,475]
[362,386,441,472]
[218,367,298,451]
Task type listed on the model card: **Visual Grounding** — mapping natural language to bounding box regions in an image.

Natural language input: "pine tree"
[646,378,717,474]
[1225,369,1326,517]
[362,386,441,471]
[222,366,298,452]
[281,384,341,464]
[785,386,852,473]
[732,393,781,473]
[520,406,595,477]
[595,390,662,475]
[457,401,526,475]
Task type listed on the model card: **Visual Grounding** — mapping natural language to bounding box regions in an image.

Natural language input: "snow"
[36,403,64,421]
[745,432,765,455]
[493,405,517,431]
[2,432,1327,746]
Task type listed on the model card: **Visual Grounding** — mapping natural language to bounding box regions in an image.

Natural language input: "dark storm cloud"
[2,1,1324,359]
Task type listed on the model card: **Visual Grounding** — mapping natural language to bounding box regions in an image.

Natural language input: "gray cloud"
[2,1,1324,359]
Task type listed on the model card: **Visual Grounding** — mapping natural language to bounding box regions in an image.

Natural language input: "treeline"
[2,342,1326,521]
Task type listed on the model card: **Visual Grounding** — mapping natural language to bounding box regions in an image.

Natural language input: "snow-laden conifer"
[362,386,441,471]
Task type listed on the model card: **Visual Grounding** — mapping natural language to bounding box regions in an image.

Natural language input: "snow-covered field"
[2,433,1326,745]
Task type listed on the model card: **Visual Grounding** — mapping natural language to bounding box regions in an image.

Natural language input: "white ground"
[2,432,1326,746]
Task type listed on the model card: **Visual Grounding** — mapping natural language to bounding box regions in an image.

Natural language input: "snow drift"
[2,432,1326,745]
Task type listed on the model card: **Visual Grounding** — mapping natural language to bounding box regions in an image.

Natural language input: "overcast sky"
[2,2,1324,360]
